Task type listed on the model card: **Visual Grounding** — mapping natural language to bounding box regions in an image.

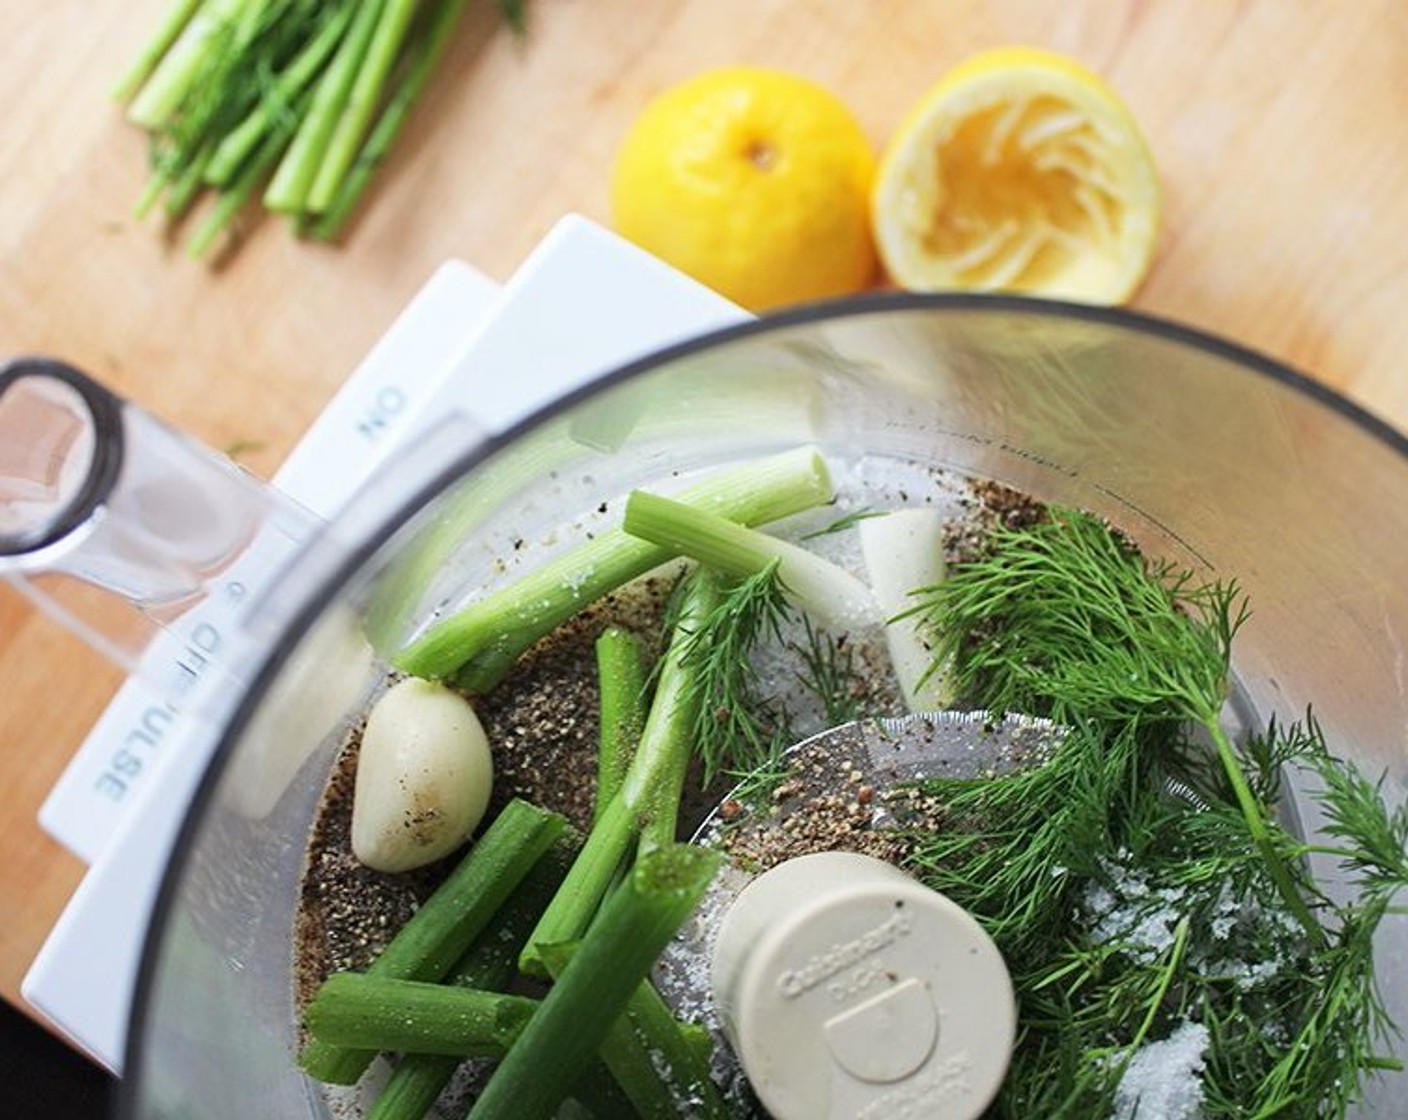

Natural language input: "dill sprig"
[898,506,1407,1117]
[909,723,1404,1117]
[1303,729,1408,902]
[906,506,1244,729]
[789,616,867,725]
[904,506,1318,941]
[800,506,885,539]
[902,721,1144,961]
[676,559,794,788]
[676,563,876,795]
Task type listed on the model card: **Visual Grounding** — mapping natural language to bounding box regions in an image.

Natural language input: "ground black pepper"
[295,574,676,1006]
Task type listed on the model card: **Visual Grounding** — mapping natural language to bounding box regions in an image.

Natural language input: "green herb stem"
[310,975,623,1117]
[299,798,566,1086]
[1125,914,1189,1058]
[264,0,384,215]
[113,0,205,104]
[366,834,575,1120]
[677,560,793,787]
[307,973,536,1057]
[162,140,216,219]
[628,572,719,856]
[121,0,513,253]
[1206,720,1323,946]
[204,3,356,187]
[311,0,471,240]
[620,984,724,1120]
[125,0,244,129]
[897,506,1407,1114]
[518,792,636,978]
[538,942,727,1120]
[307,0,418,212]
[467,844,721,1120]
[187,94,306,259]
[791,615,866,726]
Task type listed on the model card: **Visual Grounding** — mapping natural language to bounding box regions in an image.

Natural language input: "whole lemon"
[611,67,878,312]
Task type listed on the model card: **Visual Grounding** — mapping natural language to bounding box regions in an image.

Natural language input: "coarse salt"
[1112,1021,1210,1120]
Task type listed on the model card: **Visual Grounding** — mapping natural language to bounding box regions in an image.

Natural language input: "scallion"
[593,626,649,823]
[299,797,566,1085]
[394,446,835,691]
[538,942,727,1120]
[520,569,718,976]
[467,844,721,1120]
[622,488,879,632]
[364,832,575,1120]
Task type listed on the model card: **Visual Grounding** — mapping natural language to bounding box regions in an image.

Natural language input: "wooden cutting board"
[4,0,1408,1024]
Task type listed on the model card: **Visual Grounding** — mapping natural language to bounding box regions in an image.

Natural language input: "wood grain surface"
[4,0,1408,1026]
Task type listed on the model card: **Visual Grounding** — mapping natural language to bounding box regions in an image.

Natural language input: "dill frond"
[789,616,866,725]
[799,506,885,539]
[898,506,1405,1116]
[677,559,794,788]
[908,506,1245,729]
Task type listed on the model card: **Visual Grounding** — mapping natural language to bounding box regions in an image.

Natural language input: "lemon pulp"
[875,47,1160,305]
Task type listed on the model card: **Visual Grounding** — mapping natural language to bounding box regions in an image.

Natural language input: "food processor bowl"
[115,294,1408,1118]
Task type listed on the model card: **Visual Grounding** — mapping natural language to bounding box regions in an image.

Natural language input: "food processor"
[8,287,1408,1118]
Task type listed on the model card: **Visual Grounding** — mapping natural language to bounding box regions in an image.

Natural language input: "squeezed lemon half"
[873,46,1160,305]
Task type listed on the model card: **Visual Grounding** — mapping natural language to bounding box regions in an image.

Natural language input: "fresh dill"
[904,505,1316,940]
[676,559,794,788]
[789,616,867,725]
[676,563,874,803]
[800,506,886,539]
[121,0,510,253]
[898,506,1408,1118]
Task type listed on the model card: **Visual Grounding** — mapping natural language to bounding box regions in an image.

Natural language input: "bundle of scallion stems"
[115,0,524,257]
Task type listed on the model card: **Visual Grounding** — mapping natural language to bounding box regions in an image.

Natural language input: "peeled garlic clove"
[351,678,493,873]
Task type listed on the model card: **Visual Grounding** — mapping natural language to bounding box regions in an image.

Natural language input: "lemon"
[611,67,878,312]
[872,46,1160,305]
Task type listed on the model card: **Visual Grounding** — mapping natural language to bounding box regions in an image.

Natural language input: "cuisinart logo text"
[775,910,913,999]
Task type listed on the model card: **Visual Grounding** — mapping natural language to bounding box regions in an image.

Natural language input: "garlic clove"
[351,678,493,873]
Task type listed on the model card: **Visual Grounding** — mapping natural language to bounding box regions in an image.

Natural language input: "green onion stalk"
[299,797,566,1086]
[592,626,649,823]
[622,488,879,633]
[519,569,720,977]
[361,835,575,1120]
[394,446,834,692]
[468,843,722,1120]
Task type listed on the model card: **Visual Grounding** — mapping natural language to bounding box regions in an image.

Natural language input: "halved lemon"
[872,46,1160,305]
